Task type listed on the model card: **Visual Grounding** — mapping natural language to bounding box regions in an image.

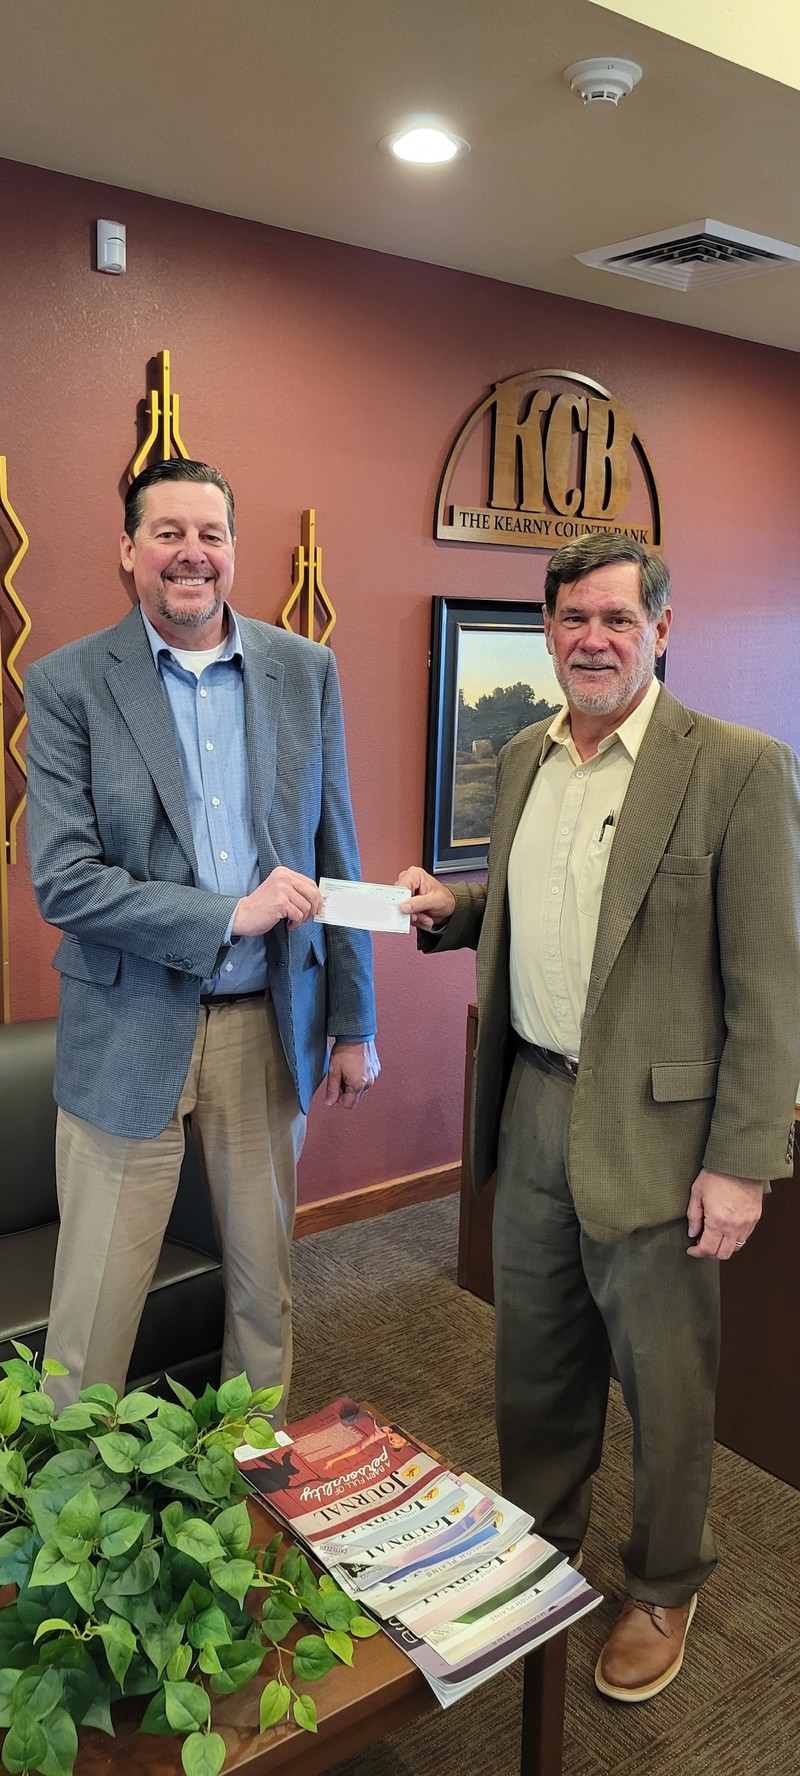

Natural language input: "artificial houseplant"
[0,1347,378,1776]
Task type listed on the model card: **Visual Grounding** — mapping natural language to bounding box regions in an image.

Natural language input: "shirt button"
[548,948,557,957]
[575,770,585,779]
[551,886,560,895]
[219,850,229,862]
[211,796,221,807]
[225,961,234,973]
[200,687,208,698]
[205,741,214,752]
[561,826,570,835]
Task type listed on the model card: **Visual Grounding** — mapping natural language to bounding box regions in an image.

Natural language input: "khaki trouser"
[45,997,305,1413]
[493,1045,720,1607]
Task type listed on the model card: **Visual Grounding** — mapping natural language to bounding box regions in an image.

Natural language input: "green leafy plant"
[0,1346,378,1776]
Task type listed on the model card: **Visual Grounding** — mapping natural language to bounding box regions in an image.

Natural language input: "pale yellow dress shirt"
[508,677,661,1059]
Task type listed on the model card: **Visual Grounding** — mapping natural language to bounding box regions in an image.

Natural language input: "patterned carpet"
[289,1196,800,1776]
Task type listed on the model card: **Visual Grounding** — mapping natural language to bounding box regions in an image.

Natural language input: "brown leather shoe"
[595,1593,697,1701]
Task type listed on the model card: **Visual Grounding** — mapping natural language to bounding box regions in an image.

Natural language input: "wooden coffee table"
[62,1489,570,1776]
[3,1493,569,1776]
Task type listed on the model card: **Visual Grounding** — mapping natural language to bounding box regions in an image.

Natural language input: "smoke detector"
[564,57,642,106]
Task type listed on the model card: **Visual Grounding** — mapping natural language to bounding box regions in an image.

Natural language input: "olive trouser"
[493,1044,720,1607]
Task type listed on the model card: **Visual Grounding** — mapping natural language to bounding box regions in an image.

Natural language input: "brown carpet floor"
[288,1195,800,1776]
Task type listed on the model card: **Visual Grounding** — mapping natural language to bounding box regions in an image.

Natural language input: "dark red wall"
[2,157,799,1201]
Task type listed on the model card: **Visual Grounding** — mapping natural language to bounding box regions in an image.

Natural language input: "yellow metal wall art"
[0,457,31,1022]
[280,509,336,645]
[130,348,191,477]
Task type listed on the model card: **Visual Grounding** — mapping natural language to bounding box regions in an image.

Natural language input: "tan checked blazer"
[431,686,800,1240]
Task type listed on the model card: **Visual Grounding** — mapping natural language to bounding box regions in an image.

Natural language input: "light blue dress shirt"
[141,607,267,998]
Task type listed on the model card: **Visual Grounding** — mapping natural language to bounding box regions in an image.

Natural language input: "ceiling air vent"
[575,219,800,291]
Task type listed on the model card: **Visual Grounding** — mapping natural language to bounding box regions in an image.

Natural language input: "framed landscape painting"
[423,596,565,874]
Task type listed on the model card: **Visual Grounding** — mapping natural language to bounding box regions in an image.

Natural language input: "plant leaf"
[164,1679,210,1733]
[181,1730,226,1776]
[215,1374,252,1416]
[78,1383,117,1408]
[175,1521,226,1567]
[293,1692,318,1733]
[155,1402,197,1445]
[165,1645,193,1684]
[349,1614,380,1638]
[259,1678,291,1731]
[66,1562,100,1614]
[161,1466,221,1506]
[32,1621,76,1645]
[0,1382,22,1438]
[9,1340,34,1362]
[321,1590,357,1632]
[140,1616,185,1677]
[56,1484,101,1548]
[0,1527,38,1587]
[209,1558,255,1606]
[0,1360,38,1394]
[208,1640,266,1695]
[139,1438,190,1475]
[259,1596,296,1644]
[98,1507,149,1559]
[323,1629,354,1666]
[139,1686,172,1735]
[196,1449,235,1499]
[259,1532,282,1577]
[18,1393,55,1427]
[10,1664,63,1723]
[95,1616,137,1687]
[167,1376,197,1412]
[37,1704,78,1776]
[94,1433,141,1475]
[250,1386,283,1414]
[0,1669,21,1729]
[212,1502,251,1559]
[42,1359,69,1379]
[53,1403,103,1433]
[29,1544,80,1590]
[241,1417,277,1450]
[100,1545,160,1597]
[1,1715,49,1771]
[116,1391,160,1424]
[0,1449,26,1491]
[292,1635,337,1682]
[197,1642,222,1675]
[186,1608,232,1651]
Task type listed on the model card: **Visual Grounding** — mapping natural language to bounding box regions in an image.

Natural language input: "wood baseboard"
[295,1163,460,1239]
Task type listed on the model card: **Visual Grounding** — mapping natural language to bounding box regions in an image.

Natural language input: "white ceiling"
[1,0,800,352]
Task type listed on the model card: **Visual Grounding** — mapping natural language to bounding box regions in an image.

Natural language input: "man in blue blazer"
[25,459,378,1409]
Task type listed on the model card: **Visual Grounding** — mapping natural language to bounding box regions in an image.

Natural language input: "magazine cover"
[237,1397,445,1543]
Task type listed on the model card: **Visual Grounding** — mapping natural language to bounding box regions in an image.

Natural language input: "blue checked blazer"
[24,605,376,1136]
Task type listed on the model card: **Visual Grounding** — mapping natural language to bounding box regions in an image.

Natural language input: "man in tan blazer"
[399,533,800,1702]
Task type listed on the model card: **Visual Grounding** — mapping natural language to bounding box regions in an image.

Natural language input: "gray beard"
[157,588,222,630]
[555,658,654,717]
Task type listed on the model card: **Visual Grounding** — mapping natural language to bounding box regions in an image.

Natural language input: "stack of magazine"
[236,1396,601,1707]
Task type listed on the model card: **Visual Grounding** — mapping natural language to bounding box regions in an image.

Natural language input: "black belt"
[518,1037,578,1079]
[199,990,266,1008]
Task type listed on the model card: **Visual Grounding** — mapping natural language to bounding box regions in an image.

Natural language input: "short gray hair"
[125,459,235,540]
[544,532,670,621]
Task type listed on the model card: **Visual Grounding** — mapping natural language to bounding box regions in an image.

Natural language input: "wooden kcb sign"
[435,369,661,550]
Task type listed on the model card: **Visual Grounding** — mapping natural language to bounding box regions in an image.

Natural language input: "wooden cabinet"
[457,1004,800,1489]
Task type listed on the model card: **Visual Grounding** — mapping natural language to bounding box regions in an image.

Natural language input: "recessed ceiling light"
[382,126,469,164]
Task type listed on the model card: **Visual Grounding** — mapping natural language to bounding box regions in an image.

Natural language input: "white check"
[315,878,411,933]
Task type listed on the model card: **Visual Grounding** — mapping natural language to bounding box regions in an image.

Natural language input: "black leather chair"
[0,1018,225,1394]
